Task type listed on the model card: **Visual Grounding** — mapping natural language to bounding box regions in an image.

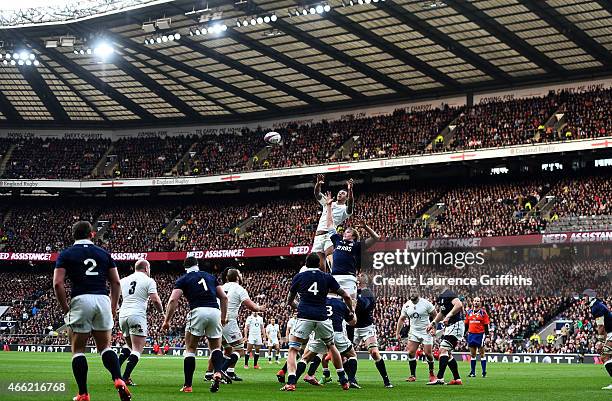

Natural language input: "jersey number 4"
[84,259,98,276]
[308,282,319,295]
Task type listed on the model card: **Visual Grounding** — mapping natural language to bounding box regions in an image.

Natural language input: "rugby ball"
[264,131,282,145]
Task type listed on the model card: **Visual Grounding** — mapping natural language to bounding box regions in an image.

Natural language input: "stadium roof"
[0,0,611,128]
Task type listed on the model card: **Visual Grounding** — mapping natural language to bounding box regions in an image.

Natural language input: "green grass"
[0,352,609,401]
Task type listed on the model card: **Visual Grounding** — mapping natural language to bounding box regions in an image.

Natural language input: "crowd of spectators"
[549,175,612,219]
[0,88,610,180]
[2,138,110,180]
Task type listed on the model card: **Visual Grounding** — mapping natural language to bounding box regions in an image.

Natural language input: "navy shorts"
[467,332,485,348]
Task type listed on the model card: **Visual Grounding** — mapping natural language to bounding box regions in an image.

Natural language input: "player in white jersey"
[396,293,436,383]
[205,268,265,382]
[266,318,281,364]
[312,174,354,269]
[276,312,300,382]
[244,312,265,369]
[118,259,163,386]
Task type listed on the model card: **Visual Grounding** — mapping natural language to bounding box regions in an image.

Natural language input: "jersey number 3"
[128,281,137,295]
[84,259,98,276]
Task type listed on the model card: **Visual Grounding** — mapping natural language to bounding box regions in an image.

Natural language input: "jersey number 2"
[308,282,319,295]
[84,259,98,276]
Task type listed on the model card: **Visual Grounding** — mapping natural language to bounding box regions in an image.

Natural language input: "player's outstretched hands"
[325,191,333,205]
[316,174,325,184]
[347,178,354,190]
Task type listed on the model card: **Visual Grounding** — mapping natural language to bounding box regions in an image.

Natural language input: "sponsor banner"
[5,345,603,364]
[0,136,610,189]
[0,246,312,262]
[0,231,610,262]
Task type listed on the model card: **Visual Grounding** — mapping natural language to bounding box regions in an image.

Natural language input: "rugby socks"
[345,357,358,383]
[253,352,260,367]
[101,348,122,380]
[287,374,297,385]
[268,351,273,362]
[183,353,196,387]
[296,360,307,379]
[307,355,322,376]
[481,358,487,375]
[605,360,612,377]
[470,358,477,375]
[375,359,390,385]
[119,346,131,367]
[427,356,435,374]
[123,351,140,381]
[323,368,331,378]
[437,355,449,379]
[409,357,417,377]
[336,368,348,384]
[244,353,250,367]
[223,352,240,371]
[72,353,88,395]
[211,349,225,372]
[448,357,461,380]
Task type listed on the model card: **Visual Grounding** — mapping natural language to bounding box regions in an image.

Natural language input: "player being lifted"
[465,297,490,378]
[53,221,131,401]
[355,273,393,388]
[584,290,612,390]
[281,253,354,391]
[266,318,281,364]
[244,312,265,369]
[427,288,465,386]
[161,257,228,393]
[312,174,354,270]
[118,259,163,386]
[395,291,437,383]
[205,268,265,382]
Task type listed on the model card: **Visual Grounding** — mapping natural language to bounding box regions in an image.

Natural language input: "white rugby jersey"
[266,323,280,341]
[246,315,264,338]
[222,281,250,321]
[401,297,435,332]
[315,196,351,232]
[119,272,157,317]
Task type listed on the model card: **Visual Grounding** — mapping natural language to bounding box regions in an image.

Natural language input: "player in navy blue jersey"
[324,191,380,298]
[354,273,393,388]
[53,221,131,401]
[162,256,228,393]
[427,288,465,386]
[584,290,612,390]
[281,253,354,391]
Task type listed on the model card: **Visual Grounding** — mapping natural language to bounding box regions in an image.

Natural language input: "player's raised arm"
[354,217,380,247]
[216,285,228,325]
[52,267,69,314]
[314,174,325,202]
[162,288,182,330]
[346,178,354,215]
[325,191,334,230]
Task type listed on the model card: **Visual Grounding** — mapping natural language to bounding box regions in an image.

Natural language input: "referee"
[465,297,490,378]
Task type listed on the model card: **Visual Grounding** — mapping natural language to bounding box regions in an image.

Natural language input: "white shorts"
[268,339,280,347]
[354,324,377,347]
[308,332,352,354]
[185,307,222,338]
[222,319,243,345]
[333,275,357,296]
[440,321,465,350]
[65,294,113,333]
[312,233,333,253]
[408,329,433,346]
[119,314,148,337]
[291,318,334,343]
[248,336,263,346]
